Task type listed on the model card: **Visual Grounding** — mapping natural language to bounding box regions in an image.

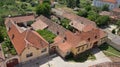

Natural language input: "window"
[12,34,14,39]
[90,43,92,47]
[86,44,88,48]
[81,46,84,51]
[64,37,67,40]
[8,27,11,31]
[77,47,80,52]
[88,38,90,41]
[95,35,97,39]
[71,23,73,25]
[41,48,47,53]
[57,31,59,35]
[26,53,33,58]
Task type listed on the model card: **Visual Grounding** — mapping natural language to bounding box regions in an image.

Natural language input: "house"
[92,0,120,10]
[52,8,107,58]
[99,8,120,20]
[111,8,120,19]
[4,15,49,67]
[4,12,107,67]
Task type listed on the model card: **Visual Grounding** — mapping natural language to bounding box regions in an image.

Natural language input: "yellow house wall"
[20,46,48,62]
[71,43,93,56]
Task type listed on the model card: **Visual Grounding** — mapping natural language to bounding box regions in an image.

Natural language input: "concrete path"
[40,48,112,67]
[19,48,111,67]
[91,48,108,60]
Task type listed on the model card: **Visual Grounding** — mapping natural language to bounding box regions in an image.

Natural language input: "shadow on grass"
[65,50,96,62]
[98,43,109,51]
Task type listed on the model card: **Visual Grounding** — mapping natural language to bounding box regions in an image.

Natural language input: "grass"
[60,18,76,32]
[99,43,120,57]
[37,29,56,44]
[65,50,96,62]
[1,38,17,56]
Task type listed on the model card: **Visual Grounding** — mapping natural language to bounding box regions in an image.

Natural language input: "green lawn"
[60,18,75,32]
[37,29,56,44]
[65,51,96,62]
[1,37,17,56]
[99,43,120,57]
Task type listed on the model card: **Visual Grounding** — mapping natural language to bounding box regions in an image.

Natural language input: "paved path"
[104,28,120,51]
[40,48,111,67]
[91,48,108,60]
[19,48,111,67]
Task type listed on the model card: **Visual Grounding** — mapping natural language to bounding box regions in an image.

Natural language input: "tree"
[116,20,120,27]
[36,3,51,17]
[66,0,76,8]
[112,29,116,34]
[87,10,99,21]
[43,0,51,4]
[95,16,109,26]
[21,3,28,9]
[102,4,109,11]
[0,26,7,43]
[76,0,80,7]
[78,9,88,17]
[85,5,91,11]
[0,32,4,43]
[0,17,4,26]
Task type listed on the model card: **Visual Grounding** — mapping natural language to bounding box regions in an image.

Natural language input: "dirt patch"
[109,56,120,62]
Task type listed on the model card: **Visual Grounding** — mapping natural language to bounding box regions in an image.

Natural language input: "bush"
[77,9,88,17]
[102,4,109,11]
[21,3,28,9]
[87,10,99,21]
[36,3,51,17]
[116,20,120,27]
[112,29,116,34]
[95,16,109,26]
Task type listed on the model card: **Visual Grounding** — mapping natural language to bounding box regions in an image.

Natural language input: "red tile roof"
[52,8,96,32]
[99,29,107,38]
[54,28,106,53]
[10,14,35,23]
[26,30,48,49]
[31,19,48,30]
[102,0,117,3]
[7,20,26,55]
[58,42,72,53]
[5,18,48,55]
[112,8,120,13]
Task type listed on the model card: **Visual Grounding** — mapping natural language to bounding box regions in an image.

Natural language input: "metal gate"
[6,58,18,67]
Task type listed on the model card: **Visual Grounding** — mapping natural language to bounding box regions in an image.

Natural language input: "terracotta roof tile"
[7,21,26,55]
[112,8,120,13]
[10,15,35,23]
[31,19,48,30]
[102,0,117,3]
[58,42,72,53]
[6,17,48,55]
[52,8,96,32]
[37,15,67,37]
[26,30,49,49]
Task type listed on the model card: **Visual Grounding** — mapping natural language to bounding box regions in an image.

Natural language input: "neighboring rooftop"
[101,0,117,3]
[35,15,67,37]
[90,62,120,67]
[99,11,111,16]
[5,17,48,55]
[6,14,35,24]
[52,8,96,32]
[112,8,120,13]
